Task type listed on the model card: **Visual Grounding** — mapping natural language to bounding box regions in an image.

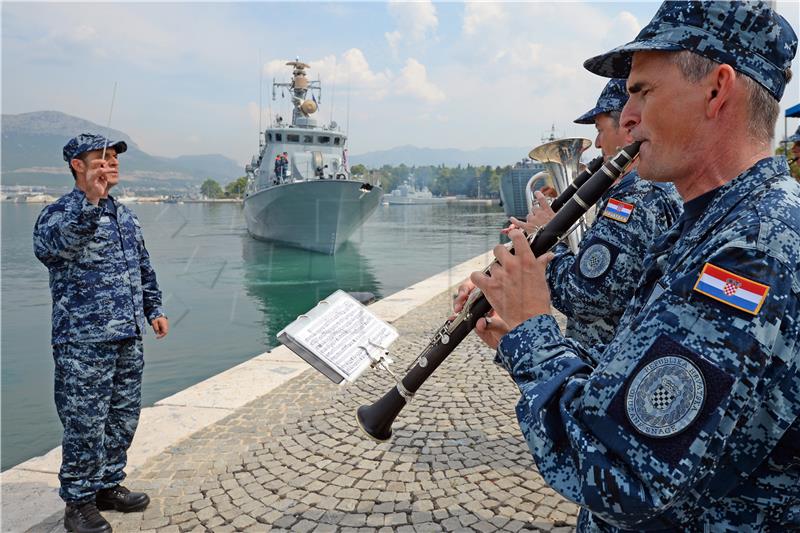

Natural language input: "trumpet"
[355,142,641,442]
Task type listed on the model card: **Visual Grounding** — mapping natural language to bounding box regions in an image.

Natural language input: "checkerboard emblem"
[626,356,705,438]
[650,378,678,410]
[579,243,612,279]
[723,278,741,297]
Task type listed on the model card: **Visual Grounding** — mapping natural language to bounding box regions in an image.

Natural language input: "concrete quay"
[5,251,579,533]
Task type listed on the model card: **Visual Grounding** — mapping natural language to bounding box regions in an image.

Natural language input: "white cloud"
[456,3,643,88]
[263,50,444,105]
[613,11,643,39]
[265,50,392,100]
[396,58,445,103]
[385,0,438,54]
[463,3,506,36]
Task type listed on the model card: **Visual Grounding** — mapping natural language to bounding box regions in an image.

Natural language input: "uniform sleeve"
[497,243,798,529]
[546,203,654,324]
[132,215,164,323]
[33,193,103,266]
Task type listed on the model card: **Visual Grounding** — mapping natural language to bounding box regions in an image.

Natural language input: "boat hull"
[243,180,383,254]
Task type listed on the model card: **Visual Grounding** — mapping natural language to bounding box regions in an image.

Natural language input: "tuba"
[529,138,592,253]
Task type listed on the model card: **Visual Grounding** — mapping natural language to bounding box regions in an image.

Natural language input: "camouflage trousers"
[52,338,144,503]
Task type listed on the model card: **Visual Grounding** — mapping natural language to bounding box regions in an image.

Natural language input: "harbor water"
[1,200,505,471]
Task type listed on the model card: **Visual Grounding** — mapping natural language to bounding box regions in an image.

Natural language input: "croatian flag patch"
[693,263,770,315]
[602,198,634,223]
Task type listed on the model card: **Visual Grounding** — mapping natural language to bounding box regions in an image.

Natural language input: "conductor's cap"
[63,133,128,162]
[583,1,797,101]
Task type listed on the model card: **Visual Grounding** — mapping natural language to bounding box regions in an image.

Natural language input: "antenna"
[101,81,118,161]
[258,49,263,148]
[329,55,337,125]
[346,68,351,136]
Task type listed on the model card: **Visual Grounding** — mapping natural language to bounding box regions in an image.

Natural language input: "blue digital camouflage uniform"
[495,1,799,531]
[499,157,800,531]
[33,134,164,503]
[547,171,681,348]
[547,77,682,348]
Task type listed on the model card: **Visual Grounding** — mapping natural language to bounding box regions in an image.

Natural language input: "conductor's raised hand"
[84,158,113,205]
[470,229,554,331]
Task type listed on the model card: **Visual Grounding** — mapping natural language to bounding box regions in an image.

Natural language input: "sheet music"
[286,291,398,382]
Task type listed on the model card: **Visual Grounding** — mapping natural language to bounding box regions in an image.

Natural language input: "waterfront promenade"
[4,253,579,533]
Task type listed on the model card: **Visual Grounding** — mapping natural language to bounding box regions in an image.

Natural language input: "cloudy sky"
[3,1,799,165]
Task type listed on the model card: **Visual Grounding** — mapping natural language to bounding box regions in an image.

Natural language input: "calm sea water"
[1,200,505,470]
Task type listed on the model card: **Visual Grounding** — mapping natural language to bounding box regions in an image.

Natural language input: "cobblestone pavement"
[33,291,578,532]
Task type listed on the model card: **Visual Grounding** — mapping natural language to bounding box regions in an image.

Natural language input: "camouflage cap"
[583,1,798,101]
[788,125,800,143]
[574,78,629,124]
[62,133,128,162]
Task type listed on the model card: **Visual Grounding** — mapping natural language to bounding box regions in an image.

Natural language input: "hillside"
[1,111,243,188]
[348,144,533,168]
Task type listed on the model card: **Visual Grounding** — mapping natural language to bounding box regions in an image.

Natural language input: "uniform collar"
[681,156,787,244]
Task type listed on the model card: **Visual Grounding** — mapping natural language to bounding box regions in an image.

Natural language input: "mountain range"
[1,111,244,188]
[349,144,532,168]
[2,110,536,189]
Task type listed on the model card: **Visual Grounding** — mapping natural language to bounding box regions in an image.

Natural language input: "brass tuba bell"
[529,138,592,253]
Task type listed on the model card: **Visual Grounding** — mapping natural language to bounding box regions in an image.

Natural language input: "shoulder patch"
[625,356,705,438]
[693,263,769,315]
[608,336,735,466]
[602,198,634,223]
[579,243,612,279]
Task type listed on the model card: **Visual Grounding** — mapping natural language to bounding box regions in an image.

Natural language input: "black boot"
[64,502,112,533]
[96,485,150,512]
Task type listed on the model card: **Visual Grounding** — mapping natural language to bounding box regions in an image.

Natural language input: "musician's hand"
[475,312,509,349]
[470,229,554,331]
[528,191,555,226]
[452,280,475,316]
[501,217,529,235]
[539,185,558,198]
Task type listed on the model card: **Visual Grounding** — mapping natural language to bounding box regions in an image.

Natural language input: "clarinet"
[549,155,604,212]
[356,142,640,441]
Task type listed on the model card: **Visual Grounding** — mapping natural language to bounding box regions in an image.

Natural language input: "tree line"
[200,177,248,199]
[350,163,514,198]
[200,147,798,201]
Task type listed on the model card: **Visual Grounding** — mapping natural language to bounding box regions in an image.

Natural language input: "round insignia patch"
[579,243,612,279]
[625,356,705,438]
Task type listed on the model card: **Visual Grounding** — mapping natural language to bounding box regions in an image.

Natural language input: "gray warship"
[243,60,383,254]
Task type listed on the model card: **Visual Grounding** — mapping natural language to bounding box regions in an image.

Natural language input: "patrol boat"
[243,60,383,254]
[385,175,448,205]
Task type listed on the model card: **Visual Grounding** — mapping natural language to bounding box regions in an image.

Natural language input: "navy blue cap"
[63,133,128,162]
[788,125,800,143]
[574,78,629,124]
[583,1,797,101]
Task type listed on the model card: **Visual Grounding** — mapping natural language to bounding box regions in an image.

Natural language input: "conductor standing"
[34,134,169,533]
